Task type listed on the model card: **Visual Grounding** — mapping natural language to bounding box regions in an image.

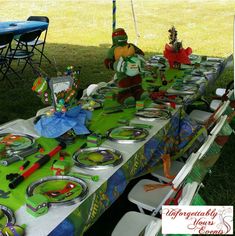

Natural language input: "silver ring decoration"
[0,205,16,225]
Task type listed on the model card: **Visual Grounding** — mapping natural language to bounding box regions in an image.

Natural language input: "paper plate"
[26,176,88,206]
[135,108,172,120]
[171,83,198,91]
[0,133,35,151]
[73,147,123,170]
[107,126,149,144]
[189,54,199,60]
[0,205,15,227]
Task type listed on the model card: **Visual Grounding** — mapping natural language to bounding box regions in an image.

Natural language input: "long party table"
[0,55,228,235]
[0,21,48,35]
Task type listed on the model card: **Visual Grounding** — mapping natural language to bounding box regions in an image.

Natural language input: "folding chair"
[178,181,201,205]
[128,152,200,215]
[197,115,230,159]
[112,181,201,236]
[209,115,228,137]
[0,32,22,87]
[27,16,51,66]
[7,30,42,75]
[210,83,234,111]
[151,118,226,183]
[111,211,161,236]
[188,100,230,128]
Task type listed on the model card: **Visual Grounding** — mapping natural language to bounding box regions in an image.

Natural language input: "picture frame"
[49,76,74,107]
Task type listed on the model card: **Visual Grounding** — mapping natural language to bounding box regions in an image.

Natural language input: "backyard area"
[0,0,234,235]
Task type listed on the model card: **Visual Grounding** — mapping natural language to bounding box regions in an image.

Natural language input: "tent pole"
[131,0,140,45]
[112,0,116,32]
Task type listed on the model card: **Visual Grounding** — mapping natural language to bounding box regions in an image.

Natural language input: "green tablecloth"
[0,55,228,235]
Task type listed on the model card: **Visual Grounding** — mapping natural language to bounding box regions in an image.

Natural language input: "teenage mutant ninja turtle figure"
[104,28,147,106]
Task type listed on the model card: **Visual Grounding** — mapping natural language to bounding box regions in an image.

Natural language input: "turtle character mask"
[112,28,128,46]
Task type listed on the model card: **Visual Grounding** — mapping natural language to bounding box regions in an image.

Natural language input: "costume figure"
[104,28,147,106]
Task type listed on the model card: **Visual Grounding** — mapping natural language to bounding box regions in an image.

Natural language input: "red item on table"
[163,44,192,68]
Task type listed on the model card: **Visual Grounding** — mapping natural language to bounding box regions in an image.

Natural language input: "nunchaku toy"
[9,142,66,189]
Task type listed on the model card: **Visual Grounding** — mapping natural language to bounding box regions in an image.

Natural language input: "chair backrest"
[210,115,227,136]
[172,152,200,188]
[19,30,42,43]
[143,219,162,236]
[197,115,228,160]
[214,100,230,121]
[197,135,215,160]
[178,181,201,205]
[27,16,49,23]
[0,33,14,46]
[151,152,200,216]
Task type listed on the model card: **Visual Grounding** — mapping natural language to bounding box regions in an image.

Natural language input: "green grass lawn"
[0,0,234,213]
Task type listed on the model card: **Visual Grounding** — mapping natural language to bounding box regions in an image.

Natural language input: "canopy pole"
[112,0,116,32]
[234,16,235,99]
[131,0,140,45]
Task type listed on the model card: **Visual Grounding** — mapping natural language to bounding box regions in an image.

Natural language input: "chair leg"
[137,205,145,214]
[27,58,40,75]
[21,58,30,74]
[35,45,51,66]
[9,66,22,80]
[0,68,14,88]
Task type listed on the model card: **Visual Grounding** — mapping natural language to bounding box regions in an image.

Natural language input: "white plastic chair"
[112,181,201,236]
[151,160,184,183]
[128,152,200,215]
[178,181,201,205]
[209,115,228,137]
[150,151,199,184]
[151,136,215,183]
[111,211,161,236]
[210,88,234,111]
[189,100,230,125]
[197,115,227,160]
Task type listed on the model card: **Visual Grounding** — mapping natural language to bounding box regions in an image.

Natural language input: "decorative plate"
[107,126,149,144]
[0,205,15,228]
[0,133,35,159]
[26,176,88,206]
[136,108,172,120]
[73,147,123,170]
[189,54,199,60]
[172,83,198,91]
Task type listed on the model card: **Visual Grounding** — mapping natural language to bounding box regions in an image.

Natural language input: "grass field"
[0,0,234,215]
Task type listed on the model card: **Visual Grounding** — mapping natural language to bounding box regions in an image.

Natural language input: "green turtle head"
[112,28,128,46]
[1,224,25,236]
[32,76,48,94]
[26,194,49,217]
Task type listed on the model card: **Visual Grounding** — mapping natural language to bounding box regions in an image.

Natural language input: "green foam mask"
[112,28,128,46]
[26,194,49,217]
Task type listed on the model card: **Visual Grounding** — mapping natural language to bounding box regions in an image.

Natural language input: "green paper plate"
[107,126,149,144]
[73,147,123,170]
[26,176,88,206]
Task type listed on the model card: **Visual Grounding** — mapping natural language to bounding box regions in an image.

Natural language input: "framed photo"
[49,76,74,107]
